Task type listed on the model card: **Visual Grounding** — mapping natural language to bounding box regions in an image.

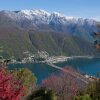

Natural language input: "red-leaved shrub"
[0,67,24,100]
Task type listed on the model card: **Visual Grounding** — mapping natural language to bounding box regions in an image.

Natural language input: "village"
[0,51,71,64]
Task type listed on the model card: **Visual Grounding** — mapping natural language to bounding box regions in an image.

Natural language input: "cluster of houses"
[21,51,49,63]
[0,51,49,64]
[46,56,69,63]
[0,51,71,64]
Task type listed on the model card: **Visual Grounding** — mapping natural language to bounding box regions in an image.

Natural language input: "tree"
[42,68,79,100]
[0,67,24,100]
[75,79,100,100]
[11,68,36,94]
[93,25,100,51]
[88,79,100,100]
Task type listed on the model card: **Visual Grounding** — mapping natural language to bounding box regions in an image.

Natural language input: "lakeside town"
[0,51,68,64]
[0,51,94,64]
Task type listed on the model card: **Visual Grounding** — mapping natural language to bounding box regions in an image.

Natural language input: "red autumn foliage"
[0,67,24,100]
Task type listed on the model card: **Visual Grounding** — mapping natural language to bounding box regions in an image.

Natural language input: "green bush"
[12,68,36,94]
[74,94,92,100]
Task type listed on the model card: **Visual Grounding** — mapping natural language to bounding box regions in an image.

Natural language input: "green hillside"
[28,30,98,56]
[0,27,35,58]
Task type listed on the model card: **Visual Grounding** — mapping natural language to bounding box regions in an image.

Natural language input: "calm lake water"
[8,58,100,84]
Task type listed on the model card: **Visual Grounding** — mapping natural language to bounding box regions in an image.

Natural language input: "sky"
[0,0,100,21]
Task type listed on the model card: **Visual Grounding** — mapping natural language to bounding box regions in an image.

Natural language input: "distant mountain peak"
[20,9,50,16]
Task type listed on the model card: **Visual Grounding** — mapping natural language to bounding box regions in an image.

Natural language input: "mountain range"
[0,9,99,58]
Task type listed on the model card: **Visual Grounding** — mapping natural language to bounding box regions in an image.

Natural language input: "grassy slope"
[0,26,35,58]
[29,30,98,56]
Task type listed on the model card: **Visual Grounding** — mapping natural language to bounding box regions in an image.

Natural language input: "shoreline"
[7,55,99,64]
[45,55,95,64]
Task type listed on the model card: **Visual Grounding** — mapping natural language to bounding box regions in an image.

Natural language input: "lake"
[8,58,100,84]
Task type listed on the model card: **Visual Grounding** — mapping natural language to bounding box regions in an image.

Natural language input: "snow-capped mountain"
[1,9,96,25]
[0,9,99,57]
[0,9,98,42]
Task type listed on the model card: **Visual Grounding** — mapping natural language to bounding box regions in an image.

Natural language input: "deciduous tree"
[42,68,79,100]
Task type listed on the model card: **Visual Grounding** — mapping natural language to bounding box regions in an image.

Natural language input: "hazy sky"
[0,0,100,21]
